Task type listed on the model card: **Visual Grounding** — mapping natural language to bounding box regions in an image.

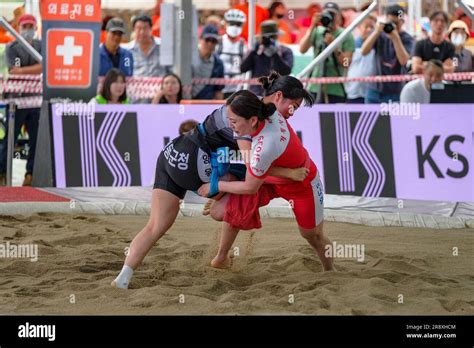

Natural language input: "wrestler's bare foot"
[202,199,213,216]
[211,254,231,269]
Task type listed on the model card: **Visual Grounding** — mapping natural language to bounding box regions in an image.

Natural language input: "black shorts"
[153,133,212,199]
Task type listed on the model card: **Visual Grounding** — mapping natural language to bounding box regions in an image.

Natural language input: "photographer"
[299,2,355,104]
[361,4,414,103]
[240,20,293,96]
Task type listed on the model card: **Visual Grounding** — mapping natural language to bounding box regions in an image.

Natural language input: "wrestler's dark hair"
[226,90,276,121]
[258,71,314,107]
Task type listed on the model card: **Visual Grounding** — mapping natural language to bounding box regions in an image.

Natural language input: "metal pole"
[248,0,255,49]
[415,0,422,39]
[407,0,415,37]
[6,102,16,187]
[0,17,42,64]
[175,0,193,99]
[458,0,474,21]
[243,0,256,91]
[297,1,378,79]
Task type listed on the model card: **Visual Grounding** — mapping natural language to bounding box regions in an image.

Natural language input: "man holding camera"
[361,4,414,103]
[300,2,355,104]
[240,20,293,96]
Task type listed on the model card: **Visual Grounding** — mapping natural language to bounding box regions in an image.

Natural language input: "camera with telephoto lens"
[383,22,395,33]
[320,10,334,27]
[262,36,275,47]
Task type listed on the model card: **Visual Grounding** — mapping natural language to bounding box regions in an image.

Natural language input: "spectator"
[448,20,473,73]
[268,1,294,44]
[218,9,248,99]
[179,120,199,135]
[400,59,444,104]
[361,4,414,103]
[206,15,225,35]
[300,2,355,103]
[152,73,183,104]
[191,24,225,100]
[412,11,455,74]
[129,14,170,103]
[345,15,376,103]
[93,68,129,104]
[241,20,293,96]
[232,0,269,41]
[100,16,114,44]
[99,17,134,77]
[1,14,42,186]
[152,0,163,37]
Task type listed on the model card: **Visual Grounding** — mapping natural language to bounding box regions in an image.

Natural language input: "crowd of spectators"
[1,1,474,186]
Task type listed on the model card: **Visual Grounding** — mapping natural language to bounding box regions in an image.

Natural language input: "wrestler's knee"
[209,201,225,221]
[299,222,324,240]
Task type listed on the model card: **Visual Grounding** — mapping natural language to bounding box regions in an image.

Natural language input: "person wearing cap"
[361,4,414,104]
[99,17,134,77]
[128,14,170,103]
[1,14,42,186]
[191,24,225,100]
[240,20,293,96]
[412,11,455,74]
[300,2,355,104]
[448,20,473,73]
[218,9,248,99]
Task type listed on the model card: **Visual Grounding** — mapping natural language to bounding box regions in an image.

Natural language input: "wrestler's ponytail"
[259,70,314,107]
[227,90,276,121]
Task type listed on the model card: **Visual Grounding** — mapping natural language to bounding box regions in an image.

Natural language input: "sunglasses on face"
[204,38,218,44]
[227,21,243,27]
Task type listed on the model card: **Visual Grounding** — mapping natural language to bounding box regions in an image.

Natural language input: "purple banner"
[51,103,474,202]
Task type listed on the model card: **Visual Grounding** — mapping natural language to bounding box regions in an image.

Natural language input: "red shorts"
[224,172,324,230]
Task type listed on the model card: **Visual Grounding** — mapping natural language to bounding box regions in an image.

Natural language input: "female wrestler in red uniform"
[198,78,334,272]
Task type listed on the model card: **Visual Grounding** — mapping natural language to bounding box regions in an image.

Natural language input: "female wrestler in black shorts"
[112,72,313,289]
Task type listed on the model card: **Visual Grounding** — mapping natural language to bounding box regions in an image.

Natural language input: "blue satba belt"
[197,123,245,198]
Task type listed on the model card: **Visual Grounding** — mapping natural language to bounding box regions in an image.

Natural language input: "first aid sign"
[46,29,93,88]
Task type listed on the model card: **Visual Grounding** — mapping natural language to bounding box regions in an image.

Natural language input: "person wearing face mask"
[217,9,249,99]
[400,59,444,104]
[240,20,293,96]
[268,1,294,44]
[1,14,42,186]
[448,20,473,73]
